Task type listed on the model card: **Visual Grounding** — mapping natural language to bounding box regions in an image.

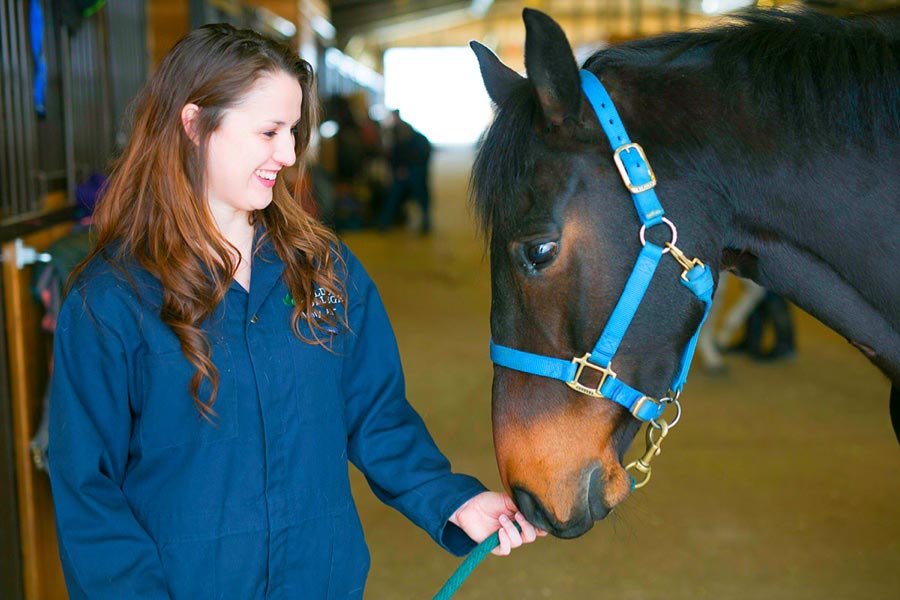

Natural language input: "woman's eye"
[290,126,298,137]
[263,131,277,138]
[526,241,559,268]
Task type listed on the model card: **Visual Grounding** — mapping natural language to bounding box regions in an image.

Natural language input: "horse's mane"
[472,8,900,238]
[586,9,900,137]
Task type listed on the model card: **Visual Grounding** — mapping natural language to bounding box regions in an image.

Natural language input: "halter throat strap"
[489,69,715,422]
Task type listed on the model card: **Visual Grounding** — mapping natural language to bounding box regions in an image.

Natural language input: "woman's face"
[204,70,303,225]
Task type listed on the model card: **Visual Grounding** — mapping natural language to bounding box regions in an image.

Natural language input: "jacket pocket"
[158,531,267,600]
[139,344,238,450]
[286,326,345,425]
[328,506,370,599]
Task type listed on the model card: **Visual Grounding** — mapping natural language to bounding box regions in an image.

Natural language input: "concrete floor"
[341,146,900,600]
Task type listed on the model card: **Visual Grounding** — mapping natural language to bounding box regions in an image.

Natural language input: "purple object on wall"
[75,173,106,214]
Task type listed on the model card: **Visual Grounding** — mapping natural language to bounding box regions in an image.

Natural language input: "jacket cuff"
[435,475,489,557]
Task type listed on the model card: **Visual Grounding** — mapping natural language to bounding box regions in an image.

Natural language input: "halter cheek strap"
[489,69,715,422]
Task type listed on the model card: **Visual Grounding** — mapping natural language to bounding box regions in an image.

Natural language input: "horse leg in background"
[744,301,772,357]
[892,385,900,445]
[717,278,766,350]
[697,272,729,374]
[758,293,796,361]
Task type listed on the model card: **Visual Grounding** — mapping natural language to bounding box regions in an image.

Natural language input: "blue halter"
[489,70,715,423]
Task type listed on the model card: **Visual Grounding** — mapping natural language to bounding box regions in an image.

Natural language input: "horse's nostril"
[512,487,551,533]
[587,467,611,521]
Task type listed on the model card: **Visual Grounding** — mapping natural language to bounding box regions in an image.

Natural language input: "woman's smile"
[254,169,279,188]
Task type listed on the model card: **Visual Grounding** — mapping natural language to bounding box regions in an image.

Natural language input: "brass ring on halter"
[638,217,677,254]
[650,396,682,429]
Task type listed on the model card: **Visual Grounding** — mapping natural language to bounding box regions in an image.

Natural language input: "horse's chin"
[513,476,620,539]
[514,491,595,538]
[554,519,595,539]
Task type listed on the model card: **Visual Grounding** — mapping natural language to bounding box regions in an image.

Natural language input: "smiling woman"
[194,71,305,289]
[47,22,542,600]
[202,73,302,213]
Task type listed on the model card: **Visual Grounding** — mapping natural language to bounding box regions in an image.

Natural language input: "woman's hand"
[449,491,548,556]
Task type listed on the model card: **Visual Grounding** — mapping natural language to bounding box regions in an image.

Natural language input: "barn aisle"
[340,146,899,599]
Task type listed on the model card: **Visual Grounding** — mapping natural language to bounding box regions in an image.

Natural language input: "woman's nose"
[274,135,296,167]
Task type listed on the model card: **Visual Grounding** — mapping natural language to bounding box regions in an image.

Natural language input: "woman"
[48,24,542,599]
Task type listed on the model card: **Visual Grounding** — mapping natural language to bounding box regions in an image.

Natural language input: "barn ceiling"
[326,0,899,68]
[329,0,482,46]
[328,0,900,46]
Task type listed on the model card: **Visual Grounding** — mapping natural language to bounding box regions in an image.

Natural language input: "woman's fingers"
[514,512,538,543]
[493,527,511,556]
[499,513,523,547]
[490,506,549,556]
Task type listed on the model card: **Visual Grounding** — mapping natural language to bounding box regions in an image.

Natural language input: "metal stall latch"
[15,238,52,270]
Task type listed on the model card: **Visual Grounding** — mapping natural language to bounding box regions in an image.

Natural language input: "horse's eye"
[526,241,559,268]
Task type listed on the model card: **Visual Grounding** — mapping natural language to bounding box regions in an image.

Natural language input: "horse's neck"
[720,148,900,383]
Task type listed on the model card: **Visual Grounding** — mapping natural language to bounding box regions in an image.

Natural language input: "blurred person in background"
[377,109,433,234]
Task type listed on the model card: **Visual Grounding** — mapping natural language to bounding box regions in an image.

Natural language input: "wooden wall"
[3,223,76,600]
[148,0,190,69]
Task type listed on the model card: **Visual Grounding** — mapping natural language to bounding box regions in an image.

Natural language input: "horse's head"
[472,10,718,538]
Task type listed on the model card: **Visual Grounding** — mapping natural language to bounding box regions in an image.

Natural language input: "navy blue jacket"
[48,238,486,599]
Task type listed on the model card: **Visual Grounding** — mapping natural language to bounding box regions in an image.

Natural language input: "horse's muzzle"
[512,465,612,539]
[512,487,591,538]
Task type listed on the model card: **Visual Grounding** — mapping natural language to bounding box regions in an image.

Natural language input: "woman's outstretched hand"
[449,491,548,556]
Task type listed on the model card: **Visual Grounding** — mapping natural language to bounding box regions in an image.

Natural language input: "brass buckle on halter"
[630,395,662,419]
[566,353,616,398]
[613,143,657,194]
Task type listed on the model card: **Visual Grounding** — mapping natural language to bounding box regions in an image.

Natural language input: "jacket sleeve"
[48,290,172,599]
[341,254,487,557]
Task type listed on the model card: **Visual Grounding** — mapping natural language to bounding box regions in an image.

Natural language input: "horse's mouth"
[513,485,595,538]
[512,472,618,539]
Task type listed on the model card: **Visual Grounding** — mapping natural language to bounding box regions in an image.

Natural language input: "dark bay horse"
[471,8,900,538]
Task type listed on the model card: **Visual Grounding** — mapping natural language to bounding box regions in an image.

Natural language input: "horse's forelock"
[471,80,541,242]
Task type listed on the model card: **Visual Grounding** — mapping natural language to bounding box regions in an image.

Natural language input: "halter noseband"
[489,70,715,429]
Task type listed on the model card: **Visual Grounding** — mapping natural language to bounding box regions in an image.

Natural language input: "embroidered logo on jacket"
[284,288,343,333]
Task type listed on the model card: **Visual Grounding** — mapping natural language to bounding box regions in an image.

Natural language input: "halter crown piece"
[489,70,715,450]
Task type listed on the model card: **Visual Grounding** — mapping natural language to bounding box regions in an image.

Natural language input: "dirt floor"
[341,146,899,600]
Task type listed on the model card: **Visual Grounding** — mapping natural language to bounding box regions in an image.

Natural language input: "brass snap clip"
[626,417,670,489]
[664,241,705,282]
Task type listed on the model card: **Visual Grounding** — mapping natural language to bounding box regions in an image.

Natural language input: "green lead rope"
[434,476,638,597]
[432,522,522,600]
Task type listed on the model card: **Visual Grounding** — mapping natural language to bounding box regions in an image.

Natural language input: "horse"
[470,7,900,539]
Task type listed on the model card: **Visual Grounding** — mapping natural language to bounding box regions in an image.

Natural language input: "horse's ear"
[470,41,524,107]
[523,8,581,127]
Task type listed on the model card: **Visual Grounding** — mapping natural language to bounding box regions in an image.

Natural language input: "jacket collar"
[246,226,286,318]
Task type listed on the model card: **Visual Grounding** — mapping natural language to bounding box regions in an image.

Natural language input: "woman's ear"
[180,103,201,144]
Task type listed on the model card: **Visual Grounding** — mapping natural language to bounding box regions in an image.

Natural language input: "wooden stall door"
[3,224,74,600]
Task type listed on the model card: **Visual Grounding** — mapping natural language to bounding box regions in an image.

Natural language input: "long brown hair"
[70,24,345,419]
